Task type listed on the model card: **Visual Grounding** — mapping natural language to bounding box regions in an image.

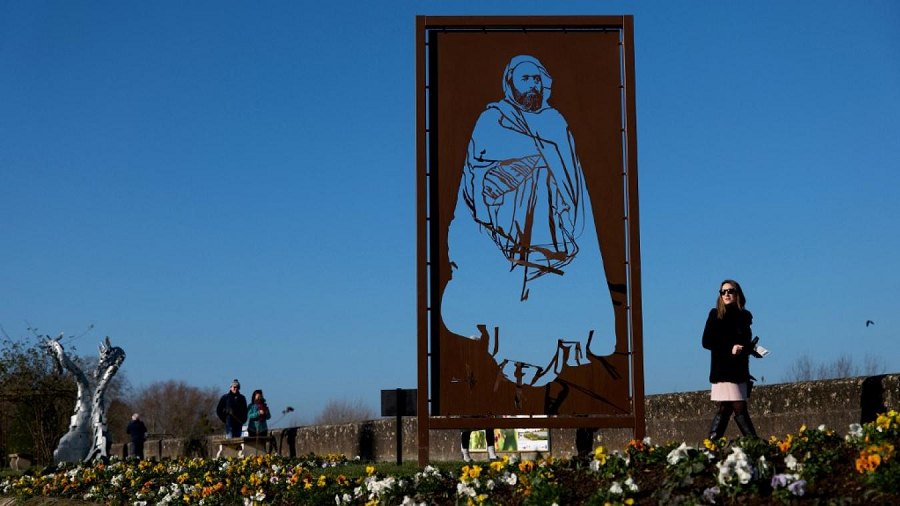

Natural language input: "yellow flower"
[625,499,635,505]
[594,445,608,464]
[798,424,807,434]
[366,465,376,476]
[476,494,488,503]
[518,460,534,473]
[176,473,190,484]
[468,465,482,479]
[365,500,378,506]
[703,439,717,451]
[317,475,327,487]
[490,460,505,472]
[869,453,882,470]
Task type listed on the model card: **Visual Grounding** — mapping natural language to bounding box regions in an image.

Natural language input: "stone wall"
[110,374,898,462]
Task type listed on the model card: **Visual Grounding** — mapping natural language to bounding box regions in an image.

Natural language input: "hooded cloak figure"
[441,55,615,387]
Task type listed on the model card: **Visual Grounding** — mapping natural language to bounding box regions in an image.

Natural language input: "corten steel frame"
[416,15,644,465]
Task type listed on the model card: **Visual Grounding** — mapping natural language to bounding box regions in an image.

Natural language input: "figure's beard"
[511,86,543,112]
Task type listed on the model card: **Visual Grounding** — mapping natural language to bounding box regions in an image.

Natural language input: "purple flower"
[702,486,720,504]
[770,473,790,488]
[787,479,807,497]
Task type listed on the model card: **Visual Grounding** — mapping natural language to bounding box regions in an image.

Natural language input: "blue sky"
[2,1,898,425]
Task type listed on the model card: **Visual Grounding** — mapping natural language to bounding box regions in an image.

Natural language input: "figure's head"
[230,379,240,393]
[252,389,264,402]
[503,55,552,112]
[716,279,746,317]
[132,413,140,421]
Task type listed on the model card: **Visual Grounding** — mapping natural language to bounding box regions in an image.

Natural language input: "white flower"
[625,476,639,492]
[758,455,769,472]
[589,459,601,471]
[735,466,752,484]
[609,481,623,495]
[785,454,798,470]
[642,436,653,446]
[848,423,863,439]
[253,491,266,502]
[486,479,495,490]
[716,447,756,486]
[818,424,827,432]
[667,442,692,465]
[502,472,518,486]
[456,482,477,498]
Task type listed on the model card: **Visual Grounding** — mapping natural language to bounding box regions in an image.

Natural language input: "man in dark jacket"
[216,379,248,438]
[126,413,148,459]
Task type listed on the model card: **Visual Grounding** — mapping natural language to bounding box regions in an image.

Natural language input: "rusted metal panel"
[416,16,644,462]
[415,15,429,466]
[622,16,647,440]
[428,416,637,430]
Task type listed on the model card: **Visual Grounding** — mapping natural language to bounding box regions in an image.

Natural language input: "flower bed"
[2,411,898,505]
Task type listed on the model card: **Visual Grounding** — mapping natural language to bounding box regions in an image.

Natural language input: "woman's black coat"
[701,307,753,383]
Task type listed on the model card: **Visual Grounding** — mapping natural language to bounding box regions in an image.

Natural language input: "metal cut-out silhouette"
[441,54,615,388]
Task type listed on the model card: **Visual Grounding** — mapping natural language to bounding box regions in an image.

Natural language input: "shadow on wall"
[861,375,887,424]
[359,422,375,461]
[184,438,207,459]
[279,428,297,458]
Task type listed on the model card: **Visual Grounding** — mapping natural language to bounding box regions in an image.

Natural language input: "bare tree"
[783,354,815,382]
[314,398,373,425]
[130,380,219,438]
[783,353,888,383]
[863,353,888,376]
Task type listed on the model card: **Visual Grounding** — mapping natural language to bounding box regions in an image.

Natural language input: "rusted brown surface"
[417,16,644,449]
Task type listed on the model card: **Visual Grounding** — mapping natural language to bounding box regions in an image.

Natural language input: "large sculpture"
[441,54,615,388]
[44,335,126,463]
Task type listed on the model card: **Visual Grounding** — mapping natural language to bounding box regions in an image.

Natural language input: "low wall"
[111,374,898,462]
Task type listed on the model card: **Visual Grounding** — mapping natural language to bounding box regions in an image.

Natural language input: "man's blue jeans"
[225,420,240,438]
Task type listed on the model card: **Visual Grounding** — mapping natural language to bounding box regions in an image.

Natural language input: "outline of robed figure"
[442,54,615,387]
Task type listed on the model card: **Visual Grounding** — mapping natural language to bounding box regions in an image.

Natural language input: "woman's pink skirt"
[710,382,748,401]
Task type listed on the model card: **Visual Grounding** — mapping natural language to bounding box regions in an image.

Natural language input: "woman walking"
[702,279,758,438]
[247,389,271,437]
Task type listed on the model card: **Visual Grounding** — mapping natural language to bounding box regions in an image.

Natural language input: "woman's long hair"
[716,279,746,319]
[251,389,265,404]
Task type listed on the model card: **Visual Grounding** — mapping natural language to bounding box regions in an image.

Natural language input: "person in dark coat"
[702,279,760,439]
[216,379,248,438]
[126,413,148,459]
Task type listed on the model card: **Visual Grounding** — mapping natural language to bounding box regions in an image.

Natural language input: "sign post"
[381,388,417,465]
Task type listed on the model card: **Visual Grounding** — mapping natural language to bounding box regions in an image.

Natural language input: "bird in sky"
[866,320,875,327]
